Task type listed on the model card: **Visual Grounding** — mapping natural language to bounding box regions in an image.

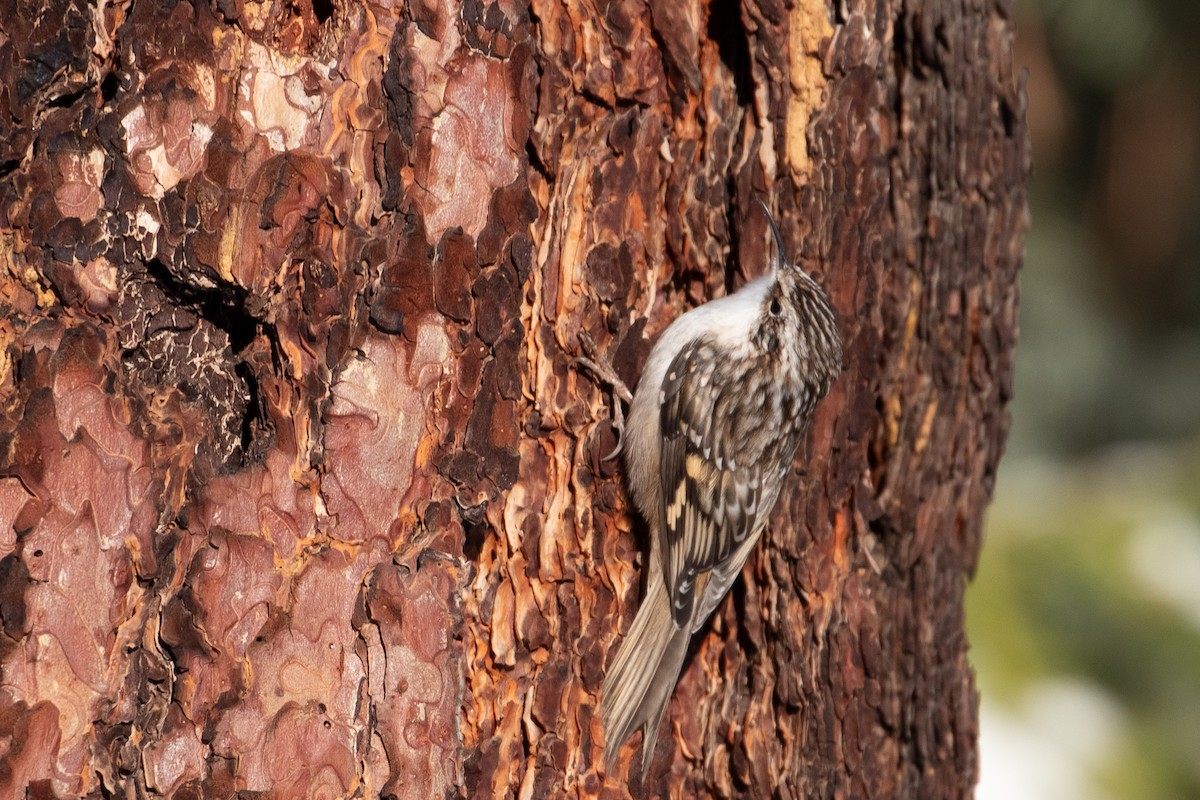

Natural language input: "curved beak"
[756,197,789,275]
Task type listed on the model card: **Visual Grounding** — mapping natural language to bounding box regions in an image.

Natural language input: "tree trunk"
[0,0,1026,797]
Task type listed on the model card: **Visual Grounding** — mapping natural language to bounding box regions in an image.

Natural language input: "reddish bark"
[0,0,1025,797]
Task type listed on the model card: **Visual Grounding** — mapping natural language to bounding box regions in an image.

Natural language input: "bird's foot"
[572,332,633,461]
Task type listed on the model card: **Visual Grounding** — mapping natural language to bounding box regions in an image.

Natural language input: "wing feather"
[658,338,788,629]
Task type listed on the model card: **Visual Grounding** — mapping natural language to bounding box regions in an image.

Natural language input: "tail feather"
[600,576,692,775]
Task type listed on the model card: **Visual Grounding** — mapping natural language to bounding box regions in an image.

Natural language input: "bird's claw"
[572,332,632,460]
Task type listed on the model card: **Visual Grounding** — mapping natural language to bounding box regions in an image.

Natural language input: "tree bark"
[0,0,1026,797]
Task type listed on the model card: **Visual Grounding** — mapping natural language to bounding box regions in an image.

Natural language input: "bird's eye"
[769,297,782,316]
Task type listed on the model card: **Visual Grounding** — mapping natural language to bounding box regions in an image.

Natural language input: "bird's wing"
[658,337,779,629]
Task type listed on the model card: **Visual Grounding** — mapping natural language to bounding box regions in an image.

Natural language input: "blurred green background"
[969,1,1200,798]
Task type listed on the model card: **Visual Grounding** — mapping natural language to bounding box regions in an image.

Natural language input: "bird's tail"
[600,574,691,776]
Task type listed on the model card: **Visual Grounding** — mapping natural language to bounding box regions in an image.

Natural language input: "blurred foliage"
[1008,0,1200,456]
[969,1,1200,798]
[971,444,1200,799]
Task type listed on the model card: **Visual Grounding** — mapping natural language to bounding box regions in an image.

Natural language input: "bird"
[577,199,843,777]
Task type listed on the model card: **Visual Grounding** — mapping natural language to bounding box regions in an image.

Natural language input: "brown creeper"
[592,202,843,775]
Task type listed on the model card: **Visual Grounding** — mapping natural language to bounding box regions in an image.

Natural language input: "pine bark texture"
[0,0,1026,797]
